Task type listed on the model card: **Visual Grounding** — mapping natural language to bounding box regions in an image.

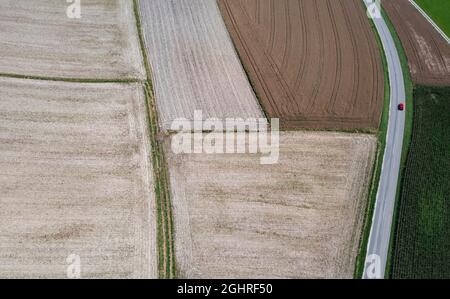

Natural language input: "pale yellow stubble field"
[165,131,376,278]
[0,78,156,278]
[0,0,145,80]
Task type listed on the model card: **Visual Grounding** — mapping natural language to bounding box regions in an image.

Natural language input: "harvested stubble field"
[138,0,264,131]
[0,78,157,278]
[165,132,377,278]
[218,0,384,130]
[0,0,145,80]
[383,0,450,86]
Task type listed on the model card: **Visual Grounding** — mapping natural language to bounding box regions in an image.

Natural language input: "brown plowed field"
[383,0,450,86]
[218,0,384,130]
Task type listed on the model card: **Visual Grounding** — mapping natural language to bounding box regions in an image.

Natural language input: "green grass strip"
[0,72,141,84]
[133,0,176,279]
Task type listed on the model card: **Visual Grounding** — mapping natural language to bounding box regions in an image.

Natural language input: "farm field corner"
[218,0,384,130]
[164,131,377,279]
[415,0,450,37]
[383,0,450,86]
[391,86,450,279]
[0,0,145,80]
[0,78,157,278]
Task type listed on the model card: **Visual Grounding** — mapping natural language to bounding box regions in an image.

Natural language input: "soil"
[218,0,384,130]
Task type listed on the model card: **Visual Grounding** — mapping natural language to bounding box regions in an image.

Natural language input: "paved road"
[362,0,406,279]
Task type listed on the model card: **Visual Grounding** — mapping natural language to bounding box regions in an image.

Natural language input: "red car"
[398,103,405,111]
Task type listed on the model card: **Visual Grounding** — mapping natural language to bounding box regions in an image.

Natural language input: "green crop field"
[415,0,450,37]
[391,86,450,279]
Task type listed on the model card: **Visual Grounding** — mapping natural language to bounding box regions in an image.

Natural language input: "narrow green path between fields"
[0,72,142,84]
[133,0,176,279]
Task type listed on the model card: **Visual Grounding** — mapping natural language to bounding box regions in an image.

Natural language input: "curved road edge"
[362,0,406,279]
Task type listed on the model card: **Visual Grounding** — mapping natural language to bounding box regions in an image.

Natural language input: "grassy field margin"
[133,0,176,278]
[0,73,142,84]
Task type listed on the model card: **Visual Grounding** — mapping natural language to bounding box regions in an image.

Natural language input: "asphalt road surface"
[362,0,406,279]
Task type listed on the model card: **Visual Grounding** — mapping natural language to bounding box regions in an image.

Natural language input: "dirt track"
[0,0,145,80]
[0,78,157,278]
[218,0,384,130]
[383,0,450,86]
[165,132,376,278]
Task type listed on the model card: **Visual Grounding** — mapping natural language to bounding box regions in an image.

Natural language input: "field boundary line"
[409,0,450,44]
[0,0,173,279]
[0,72,143,84]
[132,0,176,279]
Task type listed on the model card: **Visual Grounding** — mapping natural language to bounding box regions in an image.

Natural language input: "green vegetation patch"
[391,86,450,279]
[415,0,450,37]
